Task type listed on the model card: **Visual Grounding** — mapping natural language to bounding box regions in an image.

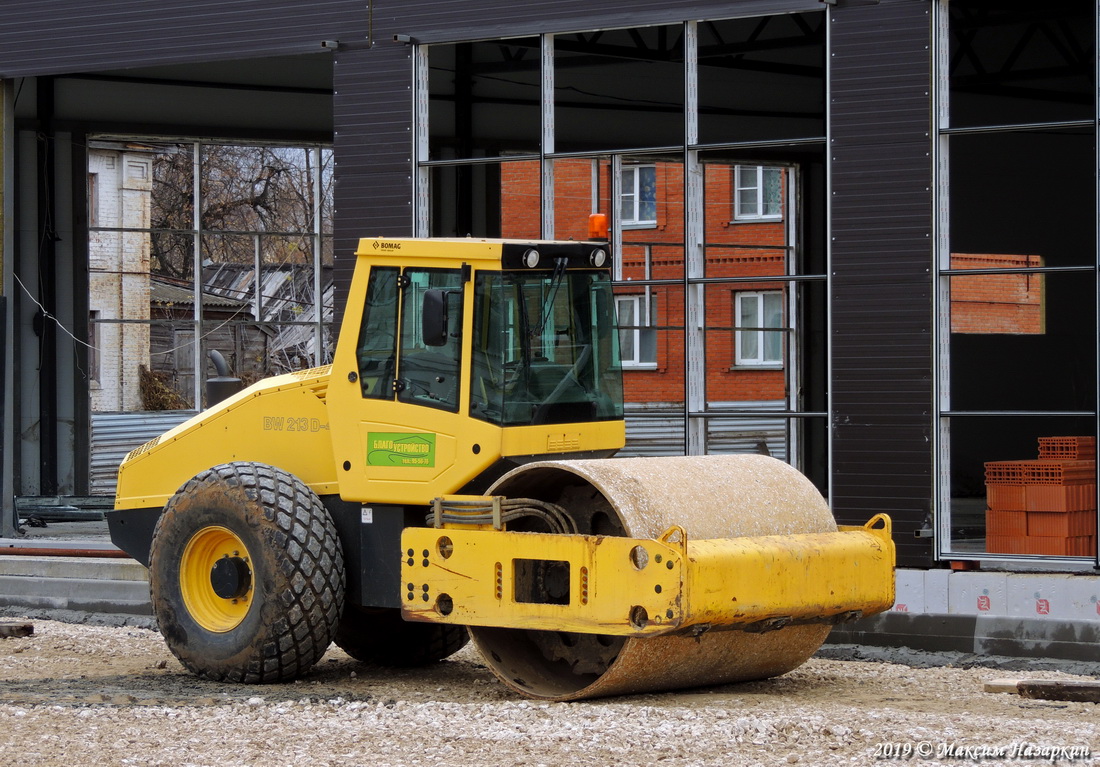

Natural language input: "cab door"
[327,263,501,505]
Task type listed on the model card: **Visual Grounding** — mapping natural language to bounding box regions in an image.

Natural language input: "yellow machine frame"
[402,513,895,636]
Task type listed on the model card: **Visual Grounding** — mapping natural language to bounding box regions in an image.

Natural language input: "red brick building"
[502,158,791,410]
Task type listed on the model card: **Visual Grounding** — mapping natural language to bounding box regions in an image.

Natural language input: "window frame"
[616,293,658,369]
[355,266,400,400]
[620,164,658,228]
[734,289,785,368]
[733,165,784,222]
[396,267,465,413]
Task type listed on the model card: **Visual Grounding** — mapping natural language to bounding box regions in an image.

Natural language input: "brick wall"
[950,254,1044,335]
[503,158,791,405]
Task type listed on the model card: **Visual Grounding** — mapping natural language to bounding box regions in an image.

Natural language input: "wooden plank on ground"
[0,620,34,638]
[1017,680,1100,703]
[983,678,1024,694]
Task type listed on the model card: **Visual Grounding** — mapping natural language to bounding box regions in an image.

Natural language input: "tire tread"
[149,462,345,684]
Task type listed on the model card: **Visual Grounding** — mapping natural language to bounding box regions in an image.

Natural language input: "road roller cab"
[107,235,895,700]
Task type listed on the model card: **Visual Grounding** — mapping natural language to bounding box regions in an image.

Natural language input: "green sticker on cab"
[367,432,436,467]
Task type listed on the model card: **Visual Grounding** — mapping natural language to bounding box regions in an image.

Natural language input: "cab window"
[355,267,399,399]
[397,268,464,412]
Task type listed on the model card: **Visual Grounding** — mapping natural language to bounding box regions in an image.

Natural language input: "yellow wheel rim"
[180,525,253,633]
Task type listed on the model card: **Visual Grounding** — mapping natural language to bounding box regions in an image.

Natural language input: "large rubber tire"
[149,462,345,683]
[335,606,469,667]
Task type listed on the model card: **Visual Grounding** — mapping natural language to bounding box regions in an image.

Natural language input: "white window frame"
[616,293,657,368]
[734,290,784,367]
[734,165,784,221]
[620,165,657,228]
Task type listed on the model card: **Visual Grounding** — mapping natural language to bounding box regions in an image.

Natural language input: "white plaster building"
[87,143,153,412]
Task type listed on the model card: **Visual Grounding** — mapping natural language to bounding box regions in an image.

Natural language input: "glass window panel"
[733,289,786,367]
[432,162,508,238]
[733,165,784,220]
[201,233,257,311]
[943,415,1097,558]
[620,410,686,458]
[762,331,782,364]
[701,148,825,278]
[194,144,330,235]
[762,167,783,217]
[89,144,176,413]
[948,2,1094,129]
[470,270,623,426]
[697,13,825,144]
[710,282,792,395]
[613,292,658,368]
[763,292,784,363]
[638,166,657,223]
[263,320,325,375]
[948,128,1094,269]
[617,296,680,399]
[319,149,335,236]
[948,272,1096,413]
[143,320,197,410]
[739,293,758,325]
[399,269,464,412]
[555,26,684,153]
[261,235,322,320]
[428,38,541,160]
[738,303,760,362]
[150,230,195,284]
[619,182,636,222]
[553,157,604,241]
[619,302,685,458]
[618,155,683,278]
[616,297,637,361]
[704,161,791,272]
[620,165,658,225]
[738,189,758,218]
[92,139,331,416]
[639,293,658,364]
[705,414,788,462]
[763,291,783,323]
[356,267,400,399]
[496,159,540,239]
[88,316,153,413]
[151,144,194,236]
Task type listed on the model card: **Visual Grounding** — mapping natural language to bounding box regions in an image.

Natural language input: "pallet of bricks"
[985,436,1097,556]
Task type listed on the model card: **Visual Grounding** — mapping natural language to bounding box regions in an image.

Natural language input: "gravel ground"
[0,617,1097,767]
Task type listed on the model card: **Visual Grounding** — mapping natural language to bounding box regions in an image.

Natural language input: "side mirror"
[422,289,448,346]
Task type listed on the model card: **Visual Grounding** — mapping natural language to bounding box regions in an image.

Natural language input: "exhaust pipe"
[205,350,243,408]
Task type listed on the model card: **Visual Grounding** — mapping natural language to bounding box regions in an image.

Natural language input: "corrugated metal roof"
[150,278,248,310]
[201,263,334,323]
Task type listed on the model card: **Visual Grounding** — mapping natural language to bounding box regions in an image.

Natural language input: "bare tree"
[150,144,334,278]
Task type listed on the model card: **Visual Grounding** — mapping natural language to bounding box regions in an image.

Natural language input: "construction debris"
[0,620,34,638]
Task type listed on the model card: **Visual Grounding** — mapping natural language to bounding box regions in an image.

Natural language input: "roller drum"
[470,454,837,701]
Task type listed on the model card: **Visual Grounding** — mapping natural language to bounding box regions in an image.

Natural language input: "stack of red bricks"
[985,436,1097,556]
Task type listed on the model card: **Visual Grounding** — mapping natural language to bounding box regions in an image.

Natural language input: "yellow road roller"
[107,235,895,701]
